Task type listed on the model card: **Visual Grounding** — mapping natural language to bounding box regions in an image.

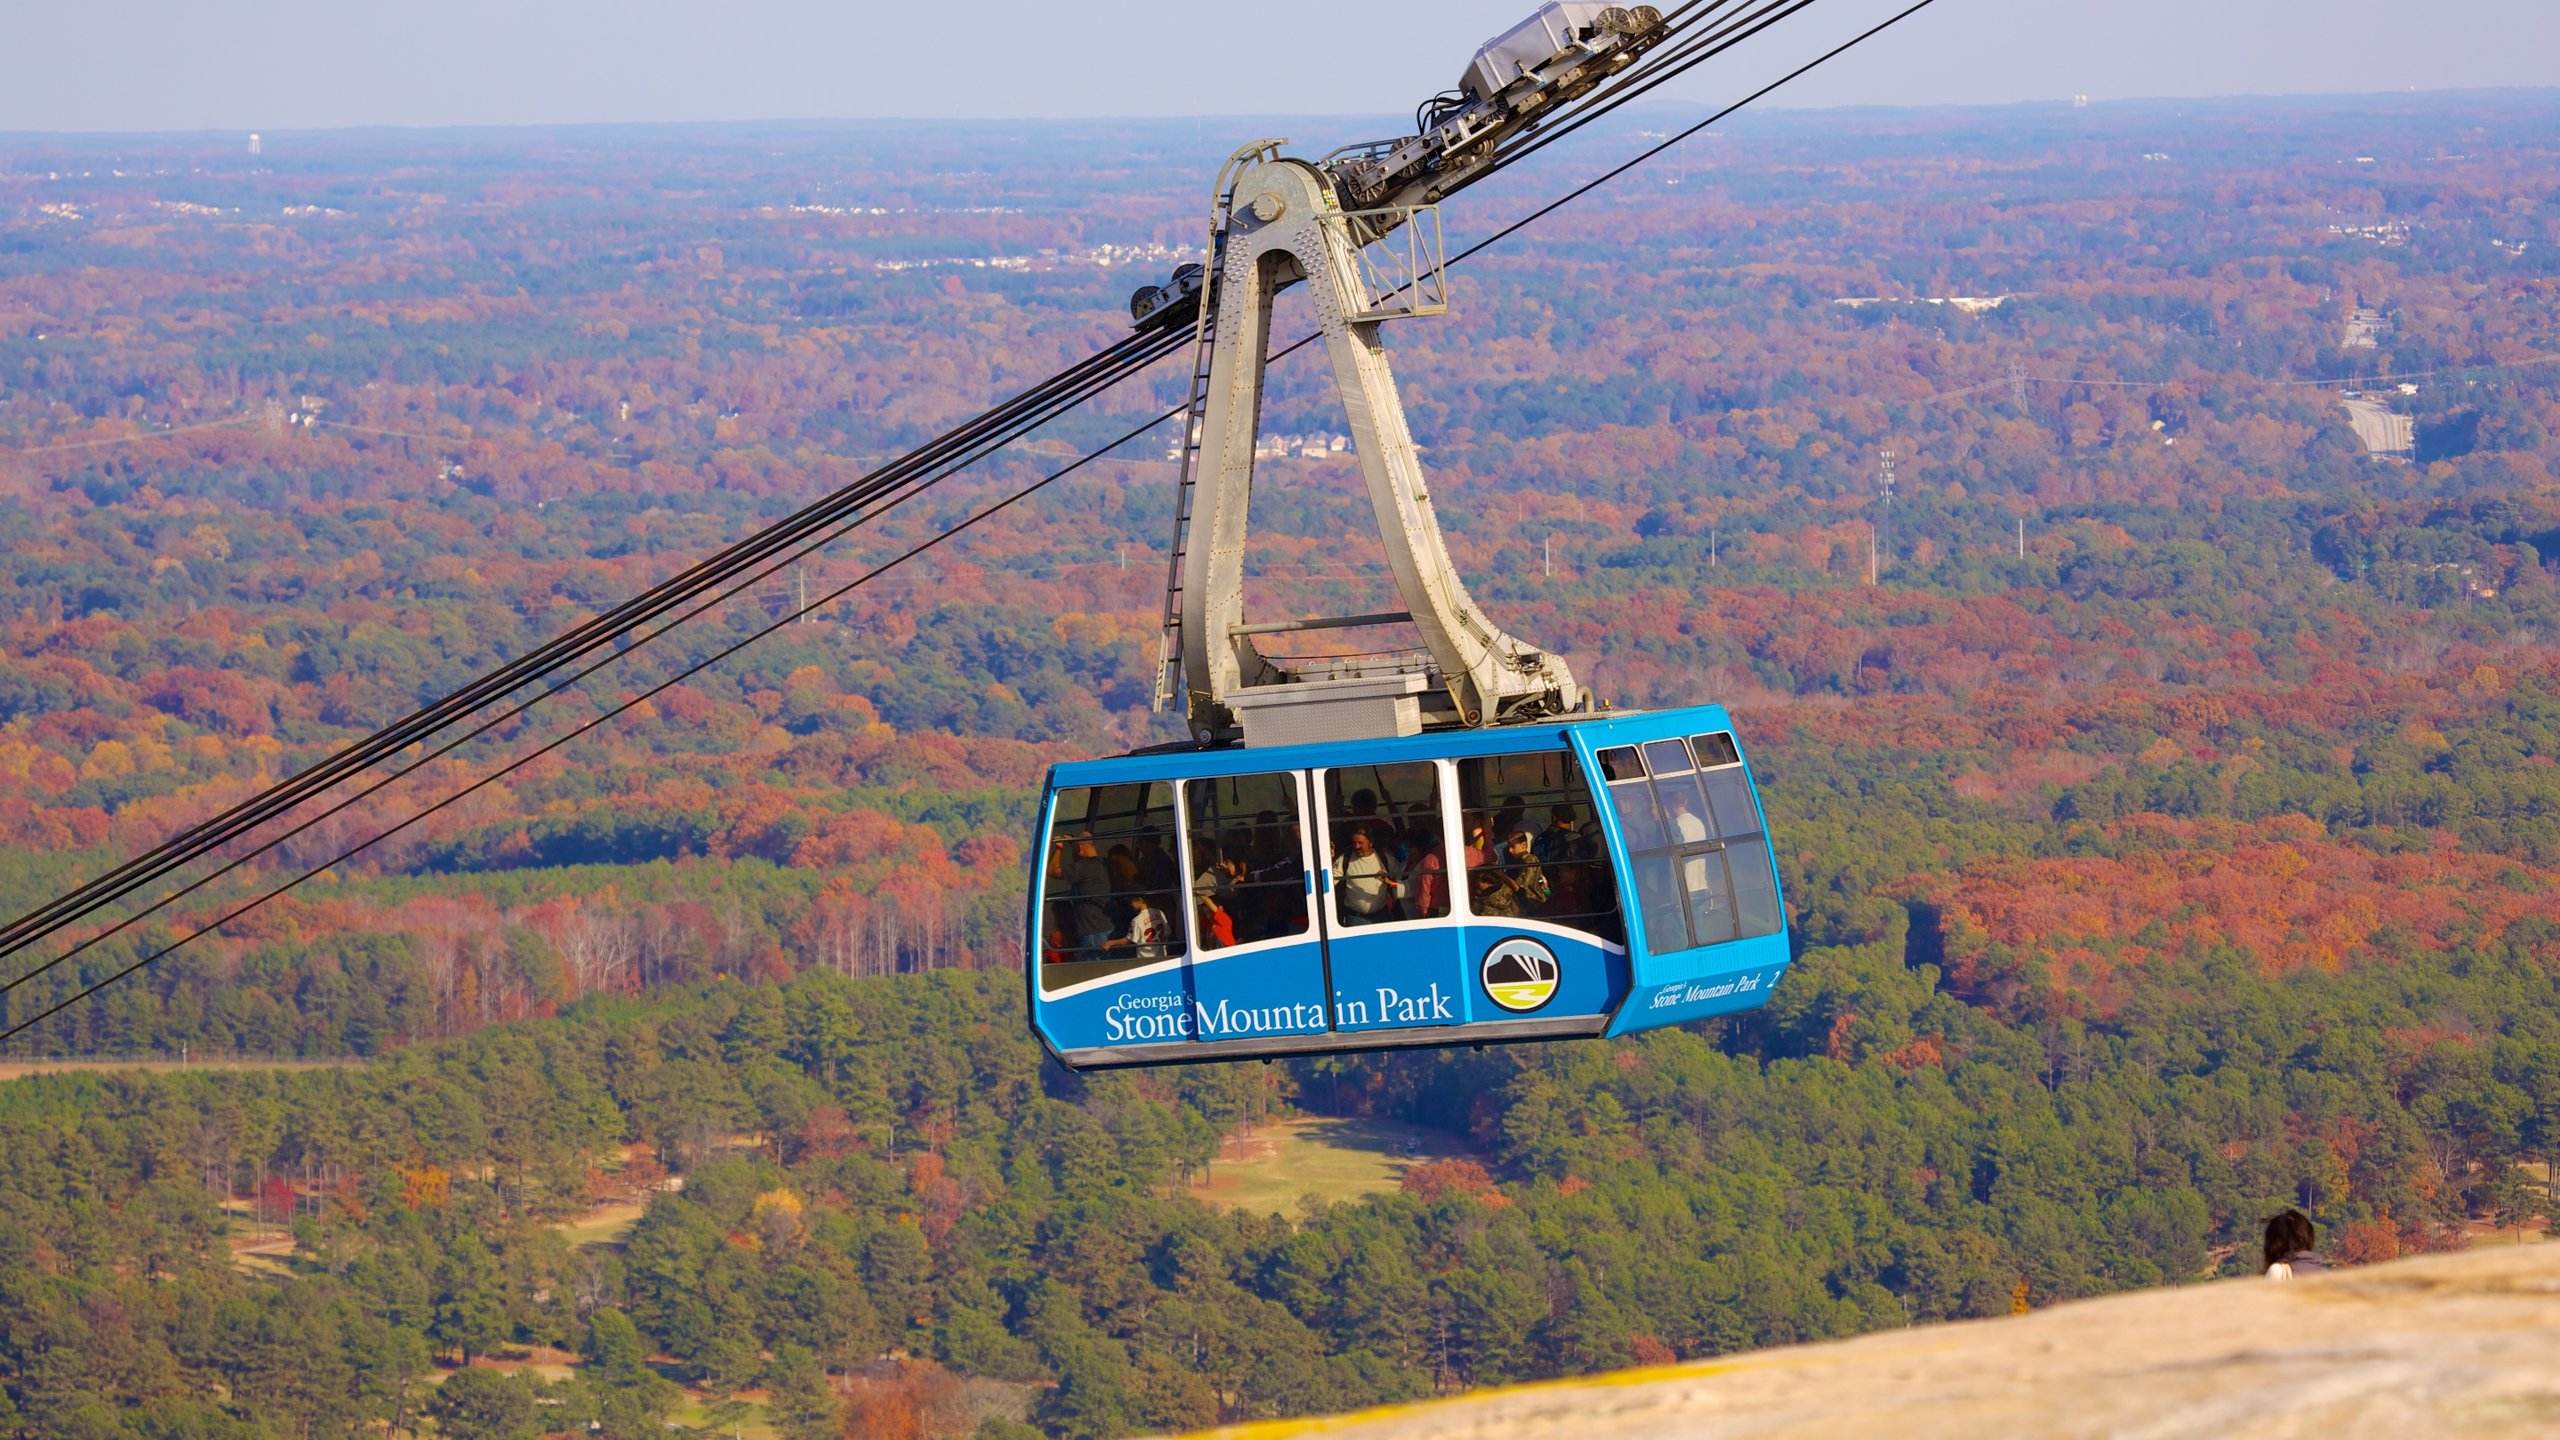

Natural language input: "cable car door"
[1312,760,1470,1033]
[1179,769,1331,1050]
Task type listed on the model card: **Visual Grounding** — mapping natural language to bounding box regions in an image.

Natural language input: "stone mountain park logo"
[1480,936,1560,1013]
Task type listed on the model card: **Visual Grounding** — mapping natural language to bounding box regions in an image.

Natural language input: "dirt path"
[1186,1240,2560,1439]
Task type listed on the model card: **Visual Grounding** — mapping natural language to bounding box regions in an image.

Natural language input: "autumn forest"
[1,90,2558,1437]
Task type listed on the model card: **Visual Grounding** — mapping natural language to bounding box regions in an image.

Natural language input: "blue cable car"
[1025,705,1788,1069]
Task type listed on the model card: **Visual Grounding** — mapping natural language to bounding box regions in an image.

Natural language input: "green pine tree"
[763,1342,842,1440]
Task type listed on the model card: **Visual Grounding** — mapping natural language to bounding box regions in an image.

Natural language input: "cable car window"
[1322,762,1448,926]
[1685,847,1738,946]
[1038,782,1185,994]
[1691,731,1780,940]
[1601,734,1783,955]
[1690,731,1742,768]
[1182,773,1312,950]
[1457,751,1622,944]
[1724,835,1783,937]
[1628,853,1689,956]
[1690,732,1758,838]
[1596,747,1668,855]
[1648,740,1716,854]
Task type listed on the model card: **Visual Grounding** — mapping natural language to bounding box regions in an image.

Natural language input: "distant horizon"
[8,83,2559,143]
[7,0,2557,133]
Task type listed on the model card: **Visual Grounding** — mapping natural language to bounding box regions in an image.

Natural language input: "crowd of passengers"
[1312,789,1616,935]
[1045,831,1183,964]
[1044,791,1620,968]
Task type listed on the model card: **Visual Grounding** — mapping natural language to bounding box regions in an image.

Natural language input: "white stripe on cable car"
[1035,914,1626,1004]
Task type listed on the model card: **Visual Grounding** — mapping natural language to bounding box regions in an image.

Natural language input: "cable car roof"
[1048,708,1724,788]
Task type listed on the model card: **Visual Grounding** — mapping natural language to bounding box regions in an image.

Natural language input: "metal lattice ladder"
[1149,284,1221,713]
[1153,141,1291,714]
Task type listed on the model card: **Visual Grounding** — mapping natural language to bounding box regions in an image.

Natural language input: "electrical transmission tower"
[1873,447,1897,583]
[2008,361,2028,408]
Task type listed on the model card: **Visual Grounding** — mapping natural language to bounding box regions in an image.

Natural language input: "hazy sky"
[5,0,2556,132]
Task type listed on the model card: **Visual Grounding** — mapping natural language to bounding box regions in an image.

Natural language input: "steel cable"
[0,322,1192,966]
[0,404,1193,1045]
[0,323,1195,1001]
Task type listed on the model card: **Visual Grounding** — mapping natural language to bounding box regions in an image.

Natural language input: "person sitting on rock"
[2262,1208,2326,1279]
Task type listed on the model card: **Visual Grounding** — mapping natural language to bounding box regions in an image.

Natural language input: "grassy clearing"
[558,1200,647,1249]
[1187,1116,1473,1219]
[666,1395,778,1437]
[216,1186,648,1280]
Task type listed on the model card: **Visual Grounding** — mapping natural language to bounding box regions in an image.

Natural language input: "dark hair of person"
[2262,1208,2316,1271]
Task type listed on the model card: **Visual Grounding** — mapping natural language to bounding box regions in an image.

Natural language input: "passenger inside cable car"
[1455,749,1621,944]
[1038,782,1188,992]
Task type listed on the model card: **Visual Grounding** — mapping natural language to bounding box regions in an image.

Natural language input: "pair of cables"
[1471,0,1831,186]
[0,398,1200,1045]
[0,0,1945,1043]
[0,318,1194,995]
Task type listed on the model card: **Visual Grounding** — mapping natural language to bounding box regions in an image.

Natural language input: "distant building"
[248,133,261,156]
[1251,432,1353,460]
[2329,221,2411,247]
[1833,294,2016,314]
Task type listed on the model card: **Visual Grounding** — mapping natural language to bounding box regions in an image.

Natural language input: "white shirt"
[1335,851,1399,915]
[1673,808,1711,891]
[1129,905,1173,958]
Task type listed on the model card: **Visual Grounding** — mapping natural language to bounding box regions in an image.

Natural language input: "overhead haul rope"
[0,335,1190,988]
[0,325,1193,995]
[0,0,1944,1041]
[0,405,1193,1046]
[1449,0,1946,268]
[0,320,1192,968]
